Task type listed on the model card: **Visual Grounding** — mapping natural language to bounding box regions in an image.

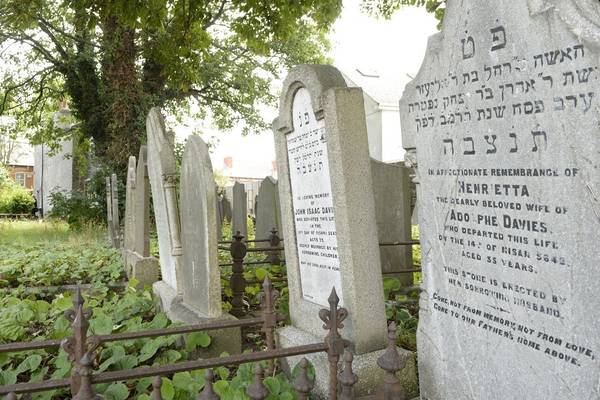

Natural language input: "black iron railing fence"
[218,230,422,315]
[0,279,409,400]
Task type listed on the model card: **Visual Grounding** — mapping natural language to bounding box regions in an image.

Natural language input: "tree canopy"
[0,0,343,168]
[361,0,445,26]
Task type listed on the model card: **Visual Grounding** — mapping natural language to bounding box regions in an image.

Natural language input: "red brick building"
[7,164,34,190]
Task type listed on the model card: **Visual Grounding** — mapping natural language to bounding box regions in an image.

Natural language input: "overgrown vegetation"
[0,221,300,399]
[0,165,34,214]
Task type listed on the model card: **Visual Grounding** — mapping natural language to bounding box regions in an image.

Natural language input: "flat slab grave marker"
[400,1,600,399]
[274,64,416,397]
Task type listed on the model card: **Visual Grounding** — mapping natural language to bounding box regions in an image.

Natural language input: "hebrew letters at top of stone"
[401,1,600,399]
[286,87,341,308]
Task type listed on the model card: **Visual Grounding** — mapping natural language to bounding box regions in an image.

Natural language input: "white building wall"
[34,139,74,216]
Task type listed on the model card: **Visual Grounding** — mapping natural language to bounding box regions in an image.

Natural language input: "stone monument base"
[125,250,160,286]
[152,281,242,357]
[277,326,418,399]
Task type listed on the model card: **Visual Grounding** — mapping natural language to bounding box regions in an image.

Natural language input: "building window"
[15,172,26,187]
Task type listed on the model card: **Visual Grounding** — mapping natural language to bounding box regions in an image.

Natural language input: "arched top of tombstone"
[274,64,347,134]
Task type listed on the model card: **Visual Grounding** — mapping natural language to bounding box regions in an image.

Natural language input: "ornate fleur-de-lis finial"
[319,287,349,400]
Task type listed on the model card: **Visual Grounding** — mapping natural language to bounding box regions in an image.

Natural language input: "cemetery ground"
[0,219,421,399]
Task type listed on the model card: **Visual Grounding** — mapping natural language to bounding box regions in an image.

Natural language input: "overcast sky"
[178,2,438,178]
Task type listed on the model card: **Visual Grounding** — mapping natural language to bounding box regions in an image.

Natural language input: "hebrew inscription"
[287,88,341,308]
[402,2,600,399]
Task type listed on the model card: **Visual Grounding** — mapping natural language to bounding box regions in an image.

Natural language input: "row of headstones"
[110,64,420,397]
[219,178,282,242]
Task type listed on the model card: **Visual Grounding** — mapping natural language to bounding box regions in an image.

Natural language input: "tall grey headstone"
[173,136,241,355]
[123,147,160,285]
[401,2,600,399]
[231,181,247,238]
[147,107,184,307]
[180,136,221,318]
[370,159,414,281]
[274,65,415,397]
[133,146,152,258]
[255,176,282,242]
[123,156,137,254]
[106,176,115,245]
[110,173,120,247]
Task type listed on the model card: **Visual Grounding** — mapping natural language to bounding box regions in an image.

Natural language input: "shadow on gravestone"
[146,107,184,313]
[400,1,600,399]
[273,64,417,398]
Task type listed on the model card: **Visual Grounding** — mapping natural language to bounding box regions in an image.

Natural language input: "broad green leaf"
[90,313,114,335]
[263,376,280,395]
[185,332,211,352]
[15,354,42,374]
[0,370,17,385]
[104,382,129,400]
[160,378,175,400]
[138,340,160,362]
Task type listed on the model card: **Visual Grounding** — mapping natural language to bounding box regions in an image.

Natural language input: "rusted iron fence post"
[377,322,407,400]
[292,358,314,399]
[320,288,349,400]
[60,288,100,396]
[260,277,279,375]
[339,351,358,400]
[230,231,247,317]
[197,370,218,400]
[266,229,282,265]
[246,364,270,400]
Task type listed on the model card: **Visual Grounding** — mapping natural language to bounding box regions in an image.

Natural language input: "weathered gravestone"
[122,148,160,285]
[147,107,184,310]
[370,159,414,281]
[254,176,282,243]
[400,1,600,399]
[231,181,247,238]
[110,173,120,247]
[220,194,232,224]
[106,176,116,246]
[274,64,416,397]
[178,135,241,355]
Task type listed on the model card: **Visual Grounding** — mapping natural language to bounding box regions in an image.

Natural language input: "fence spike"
[377,322,407,400]
[230,231,247,317]
[292,358,314,399]
[339,350,358,400]
[319,286,349,400]
[197,369,219,400]
[151,376,162,400]
[246,364,270,400]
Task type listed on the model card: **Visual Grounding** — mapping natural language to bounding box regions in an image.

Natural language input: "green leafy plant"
[0,165,35,214]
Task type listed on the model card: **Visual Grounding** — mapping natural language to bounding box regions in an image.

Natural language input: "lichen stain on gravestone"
[400,1,600,399]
